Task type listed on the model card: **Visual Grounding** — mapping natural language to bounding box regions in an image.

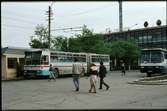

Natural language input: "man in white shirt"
[72,58,84,91]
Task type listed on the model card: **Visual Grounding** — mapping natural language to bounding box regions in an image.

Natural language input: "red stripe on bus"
[25,64,109,68]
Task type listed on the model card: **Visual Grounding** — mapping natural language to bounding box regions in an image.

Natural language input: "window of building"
[8,58,17,68]
[161,28,167,41]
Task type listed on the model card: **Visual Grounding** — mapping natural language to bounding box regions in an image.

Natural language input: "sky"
[1,1,166,48]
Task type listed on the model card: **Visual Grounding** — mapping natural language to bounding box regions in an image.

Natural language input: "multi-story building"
[104,25,167,70]
[105,25,167,49]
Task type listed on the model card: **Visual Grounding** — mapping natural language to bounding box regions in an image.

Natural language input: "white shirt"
[72,62,84,75]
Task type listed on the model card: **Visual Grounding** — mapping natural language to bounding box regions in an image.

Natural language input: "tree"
[29,24,50,48]
[68,25,108,54]
[108,40,140,70]
[51,36,68,51]
[68,37,82,52]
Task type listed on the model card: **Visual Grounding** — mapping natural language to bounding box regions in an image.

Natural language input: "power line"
[2,9,46,20]
[2,16,38,24]
[56,4,112,18]
[51,26,82,31]
[2,24,35,30]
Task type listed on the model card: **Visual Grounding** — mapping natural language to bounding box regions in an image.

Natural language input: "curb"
[128,79,167,85]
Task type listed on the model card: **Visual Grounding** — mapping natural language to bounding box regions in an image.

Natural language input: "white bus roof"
[25,48,109,56]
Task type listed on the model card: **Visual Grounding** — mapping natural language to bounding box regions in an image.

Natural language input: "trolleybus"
[140,48,167,77]
[23,49,110,78]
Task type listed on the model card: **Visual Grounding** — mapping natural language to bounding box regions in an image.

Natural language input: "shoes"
[99,88,102,90]
[92,92,96,93]
[106,86,110,90]
[76,88,79,91]
[89,90,91,93]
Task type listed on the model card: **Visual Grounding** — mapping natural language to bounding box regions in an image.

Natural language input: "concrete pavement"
[2,71,167,109]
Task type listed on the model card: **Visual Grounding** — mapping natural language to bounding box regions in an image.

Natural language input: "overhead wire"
[2,24,35,30]
[55,4,113,18]
[2,16,39,25]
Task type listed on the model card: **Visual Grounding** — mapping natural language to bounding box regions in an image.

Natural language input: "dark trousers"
[122,70,125,76]
[99,77,109,89]
[48,71,56,81]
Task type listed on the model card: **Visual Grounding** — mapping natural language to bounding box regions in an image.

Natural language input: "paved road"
[2,71,167,109]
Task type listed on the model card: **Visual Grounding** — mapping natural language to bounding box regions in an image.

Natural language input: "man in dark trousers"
[99,61,110,90]
[121,62,126,76]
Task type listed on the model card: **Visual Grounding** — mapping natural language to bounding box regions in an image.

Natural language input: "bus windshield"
[25,51,42,65]
[141,50,163,63]
[151,51,163,63]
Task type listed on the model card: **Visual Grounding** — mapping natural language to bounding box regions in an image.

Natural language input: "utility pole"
[119,0,123,32]
[46,6,53,49]
[48,6,51,49]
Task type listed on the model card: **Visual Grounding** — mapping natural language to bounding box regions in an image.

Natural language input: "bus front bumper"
[140,66,166,74]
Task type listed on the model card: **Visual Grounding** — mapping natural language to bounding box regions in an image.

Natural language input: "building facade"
[104,25,167,70]
[105,25,167,49]
[1,47,28,80]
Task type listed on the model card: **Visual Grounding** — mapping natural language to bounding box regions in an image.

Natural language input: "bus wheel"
[54,69,59,78]
[147,72,151,77]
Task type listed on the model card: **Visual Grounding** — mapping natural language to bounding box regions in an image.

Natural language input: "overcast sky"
[1,1,166,48]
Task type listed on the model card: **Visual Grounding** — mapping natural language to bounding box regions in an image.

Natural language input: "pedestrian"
[16,61,21,78]
[121,62,126,76]
[48,64,56,81]
[99,61,110,90]
[89,64,98,93]
[72,58,84,91]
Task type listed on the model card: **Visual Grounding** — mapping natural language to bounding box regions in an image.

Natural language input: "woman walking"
[89,64,98,93]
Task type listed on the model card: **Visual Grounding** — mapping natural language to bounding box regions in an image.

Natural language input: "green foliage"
[51,36,68,51]
[68,25,108,54]
[68,37,82,52]
[29,24,49,48]
[108,40,140,65]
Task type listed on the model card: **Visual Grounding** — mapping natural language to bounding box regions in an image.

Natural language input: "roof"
[105,25,167,36]
[1,46,30,55]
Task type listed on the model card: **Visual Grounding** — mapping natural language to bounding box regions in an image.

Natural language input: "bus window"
[151,51,163,63]
[41,55,49,65]
[51,56,58,63]
[81,57,86,62]
[67,56,73,62]
[165,53,167,59]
